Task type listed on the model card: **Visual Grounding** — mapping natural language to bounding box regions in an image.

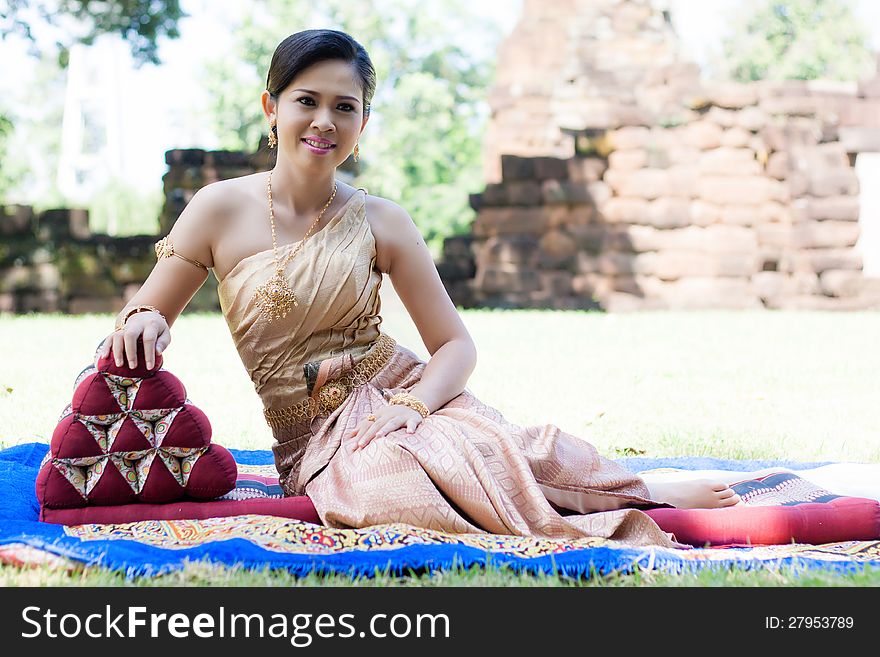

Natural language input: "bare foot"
[645,479,743,509]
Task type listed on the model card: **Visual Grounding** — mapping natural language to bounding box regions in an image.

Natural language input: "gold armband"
[388,392,430,418]
[155,236,208,271]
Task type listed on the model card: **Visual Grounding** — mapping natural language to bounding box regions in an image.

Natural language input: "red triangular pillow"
[37,339,236,511]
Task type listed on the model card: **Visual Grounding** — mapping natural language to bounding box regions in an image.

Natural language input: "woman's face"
[264,59,368,171]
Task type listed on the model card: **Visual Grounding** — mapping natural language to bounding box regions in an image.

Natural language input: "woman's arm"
[379,199,478,412]
[100,185,219,368]
[344,197,480,447]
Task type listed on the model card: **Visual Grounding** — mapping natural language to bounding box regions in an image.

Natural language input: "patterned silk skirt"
[270,340,676,547]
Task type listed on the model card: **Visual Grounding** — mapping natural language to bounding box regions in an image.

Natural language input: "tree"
[203,0,501,257]
[1,0,186,67]
[722,0,874,82]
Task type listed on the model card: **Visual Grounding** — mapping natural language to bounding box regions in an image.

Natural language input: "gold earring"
[353,142,360,162]
[268,123,277,149]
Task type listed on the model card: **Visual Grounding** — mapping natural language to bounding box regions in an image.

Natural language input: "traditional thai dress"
[218,188,674,546]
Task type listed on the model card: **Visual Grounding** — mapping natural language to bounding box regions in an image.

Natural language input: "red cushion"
[38,343,235,510]
[40,495,321,525]
[644,497,880,546]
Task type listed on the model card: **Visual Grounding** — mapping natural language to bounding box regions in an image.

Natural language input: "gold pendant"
[253,270,299,320]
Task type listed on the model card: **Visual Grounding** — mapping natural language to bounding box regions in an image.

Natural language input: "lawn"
[2,302,879,585]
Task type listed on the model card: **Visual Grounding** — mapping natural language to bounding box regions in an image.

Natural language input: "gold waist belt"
[263,333,397,429]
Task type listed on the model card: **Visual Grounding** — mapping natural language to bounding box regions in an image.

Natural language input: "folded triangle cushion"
[36,339,236,509]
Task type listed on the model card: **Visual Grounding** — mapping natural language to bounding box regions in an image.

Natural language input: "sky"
[1,0,880,201]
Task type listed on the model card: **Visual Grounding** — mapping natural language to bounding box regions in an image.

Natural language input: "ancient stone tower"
[439,0,880,311]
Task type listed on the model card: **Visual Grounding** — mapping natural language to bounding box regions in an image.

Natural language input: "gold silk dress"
[218,188,675,546]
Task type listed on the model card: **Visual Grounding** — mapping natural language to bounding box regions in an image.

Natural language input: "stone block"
[735,106,768,132]
[0,292,13,312]
[533,157,569,180]
[720,127,752,148]
[587,181,612,206]
[760,96,818,116]
[701,225,759,253]
[698,148,761,176]
[477,235,538,267]
[706,106,738,128]
[805,196,860,221]
[838,127,880,152]
[575,253,601,275]
[567,157,607,183]
[791,248,862,274]
[598,251,657,276]
[752,271,784,299]
[647,198,691,228]
[757,223,793,248]
[819,270,867,297]
[474,265,541,294]
[17,289,60,313]
[538,271,574,296]
[708,83,759,109]
[720,205,761,226]
[807,170,860,197]
[480,184,507,207]
[608,149,647,171]
[442,235,476,261]
[653,251,713,279]
[689,200,722,226]
[473,208,552,237]
[608,127,651,150]
[1,205,35,237]
[610,224,664,252]
[541,180,590,205]
[567,224,606,253]
[788,171,809,197]
[658,277,762,309]
[766,181,790,204]
[605,169,670,199]
[506,180,544,206]
[682,120,723,149]
[538,230,578,260]
[0,265,30,293]
[666,166,699,198]
[601,197,651,224]
[793,221,861,248]
[765,152,789,179]
[500,155,535,181]
[698,176,771,205]
[31,262,60,291]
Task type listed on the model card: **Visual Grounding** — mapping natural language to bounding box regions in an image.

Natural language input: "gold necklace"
[253,172,337,321]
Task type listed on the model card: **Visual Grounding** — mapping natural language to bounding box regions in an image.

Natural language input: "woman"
[96,29,741,547]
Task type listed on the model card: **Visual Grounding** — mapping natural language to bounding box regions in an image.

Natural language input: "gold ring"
[367,414,376,422]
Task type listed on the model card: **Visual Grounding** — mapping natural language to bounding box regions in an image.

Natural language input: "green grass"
[2,305,879,585]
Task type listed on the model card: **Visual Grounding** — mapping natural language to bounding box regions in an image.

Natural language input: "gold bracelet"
[115,305,167,331]
[388,392,430,418]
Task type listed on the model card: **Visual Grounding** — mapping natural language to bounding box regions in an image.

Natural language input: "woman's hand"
[349,405,424,450]
[96,311,171,370]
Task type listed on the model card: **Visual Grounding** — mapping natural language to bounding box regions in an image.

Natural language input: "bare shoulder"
[168,174,259,270]
[364,194,425,276]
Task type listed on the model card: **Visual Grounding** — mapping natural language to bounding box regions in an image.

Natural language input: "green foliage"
[722,0,874,82]
[0,108,26,199]
[88,176,161,236]
[203,0,500,257]
[1,0,186,67]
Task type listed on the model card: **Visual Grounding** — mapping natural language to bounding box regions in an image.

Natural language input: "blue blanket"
[4,442,877,579]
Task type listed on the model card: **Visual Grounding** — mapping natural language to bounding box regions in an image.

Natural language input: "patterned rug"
[2,442,878,578]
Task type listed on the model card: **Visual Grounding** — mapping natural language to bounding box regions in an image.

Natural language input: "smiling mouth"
[302,138,336,150]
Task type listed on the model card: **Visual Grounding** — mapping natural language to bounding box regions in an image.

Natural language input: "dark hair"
[266,29,376,118]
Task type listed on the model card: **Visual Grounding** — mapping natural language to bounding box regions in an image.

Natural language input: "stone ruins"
[439,0,880,310]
